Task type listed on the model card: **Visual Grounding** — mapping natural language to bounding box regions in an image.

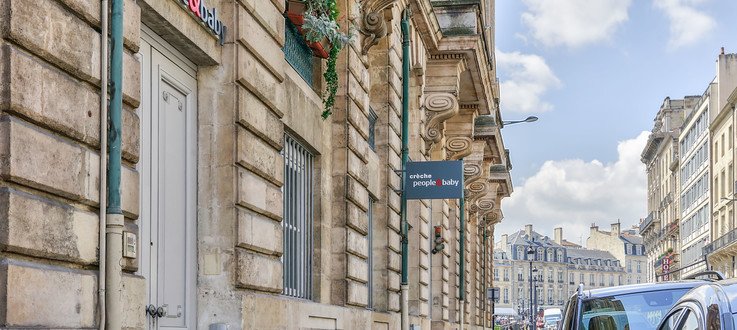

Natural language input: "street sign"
[405,160,463,200]
[487,287,500,302]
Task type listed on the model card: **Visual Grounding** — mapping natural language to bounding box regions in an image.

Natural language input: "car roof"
[582,280,707,298]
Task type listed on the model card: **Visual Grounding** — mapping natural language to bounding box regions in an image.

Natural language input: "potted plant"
[285,0,352,118]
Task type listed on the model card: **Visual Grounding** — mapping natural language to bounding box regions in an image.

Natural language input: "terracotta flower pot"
[307,38,331,59]
[286,0,306,26]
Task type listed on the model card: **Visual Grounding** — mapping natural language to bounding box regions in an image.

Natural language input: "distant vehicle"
[543,308,562,329]
[559,280,707,330]
[656,271,737,330]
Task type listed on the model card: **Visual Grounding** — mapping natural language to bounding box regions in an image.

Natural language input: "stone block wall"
[0,0,505,328]
[0,0,142,328]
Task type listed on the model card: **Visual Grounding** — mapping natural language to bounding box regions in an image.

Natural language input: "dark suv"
[559,280,708,330]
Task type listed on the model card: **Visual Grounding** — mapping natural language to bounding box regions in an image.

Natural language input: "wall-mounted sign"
[405,160,463,200]
[179,0,227,45]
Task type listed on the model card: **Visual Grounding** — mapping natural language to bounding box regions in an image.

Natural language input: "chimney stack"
[554,227,563,244]
[590,223,599,235]
[501,234,508,248]
[525,224,533,238]
[611,221,621,237]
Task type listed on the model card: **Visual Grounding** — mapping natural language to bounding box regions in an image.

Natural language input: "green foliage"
[322,44,340,119]
[301,0,353,119]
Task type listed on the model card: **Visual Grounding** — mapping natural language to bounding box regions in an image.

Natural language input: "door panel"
[158,80,188,327]
[139,27,197,330]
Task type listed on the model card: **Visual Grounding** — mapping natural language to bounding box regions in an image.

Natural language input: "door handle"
[145,304,167,318]
[146,304,157,318]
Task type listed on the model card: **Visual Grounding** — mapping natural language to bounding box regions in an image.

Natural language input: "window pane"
[680,310,698,330]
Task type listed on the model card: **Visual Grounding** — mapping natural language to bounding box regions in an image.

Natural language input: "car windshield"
[579,289,690,330]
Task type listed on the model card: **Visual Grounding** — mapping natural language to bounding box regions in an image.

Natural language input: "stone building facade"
[677,88,711,278]
[493,225,625,318]
[587,223,647,285]
[704,52,737,277]
[641,97,689,282]
[0,0,512,329]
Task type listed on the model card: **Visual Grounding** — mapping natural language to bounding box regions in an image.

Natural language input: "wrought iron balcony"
[704,227,737,255]
[284,19,314,87]
[640,211,658,233]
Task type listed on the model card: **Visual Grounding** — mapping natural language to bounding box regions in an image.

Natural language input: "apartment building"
[678,87,711,277]
[494,225,624,318]
[0,0,512,329]
[641,97,690,282]
[704,52,737,277]
[587,223,647,284]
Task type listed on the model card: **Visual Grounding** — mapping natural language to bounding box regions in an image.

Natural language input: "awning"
[494,307,518,316]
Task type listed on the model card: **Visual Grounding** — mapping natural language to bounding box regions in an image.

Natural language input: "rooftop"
[567,248,618,261]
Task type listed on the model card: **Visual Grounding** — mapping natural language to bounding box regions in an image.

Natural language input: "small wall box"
[123,231,137,258]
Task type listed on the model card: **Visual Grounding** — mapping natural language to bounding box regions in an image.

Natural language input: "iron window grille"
[368,108,378,151]
[282,134,314,299]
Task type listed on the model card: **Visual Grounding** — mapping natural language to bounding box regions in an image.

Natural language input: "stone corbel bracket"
[446,136,473,160]
[464,161,485,213]
[422,92,459,153]
[360,0,398,54]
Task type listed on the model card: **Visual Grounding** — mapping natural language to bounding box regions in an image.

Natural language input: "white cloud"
[496,132,650,245]
[654,0,716,48]
[521,0,632,48]
[497,50,561,114]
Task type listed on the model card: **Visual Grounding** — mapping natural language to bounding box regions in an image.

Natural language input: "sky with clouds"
[495,0,737,244]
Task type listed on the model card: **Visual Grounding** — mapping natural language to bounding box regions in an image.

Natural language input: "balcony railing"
[284,19,314,86]
[704,227,737,255]
[640,211,658,233]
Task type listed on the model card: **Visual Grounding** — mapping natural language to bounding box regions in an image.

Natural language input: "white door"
[139,27,198,330]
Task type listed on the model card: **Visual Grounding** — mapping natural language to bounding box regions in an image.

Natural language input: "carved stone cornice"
[359,0,397,55]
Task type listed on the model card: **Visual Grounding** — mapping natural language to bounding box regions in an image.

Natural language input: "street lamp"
[527,246,536,328]
[533,268,539,327]
[502,116,539,128]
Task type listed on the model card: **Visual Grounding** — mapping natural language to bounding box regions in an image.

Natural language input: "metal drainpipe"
[482,228,487,330]
[400,9,411,330]
[106,0,124,328]
[98,0,108,329]
[459,172,465,330]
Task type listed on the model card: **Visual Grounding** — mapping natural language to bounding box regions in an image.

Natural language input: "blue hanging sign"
[405,160,463,200]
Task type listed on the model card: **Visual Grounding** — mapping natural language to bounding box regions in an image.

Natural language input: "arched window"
[537,248,544,261]
[517,246,523,260]
[557,249,563,262]
[547,249,554,261]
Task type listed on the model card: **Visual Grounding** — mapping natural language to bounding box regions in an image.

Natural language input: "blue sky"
[495,0,737,243]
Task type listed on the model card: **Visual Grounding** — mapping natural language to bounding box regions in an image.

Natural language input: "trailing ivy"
[322,43,341,118]
[301,0,353,119]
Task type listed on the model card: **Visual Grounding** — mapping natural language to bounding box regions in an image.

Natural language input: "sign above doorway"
[178,0,227,45]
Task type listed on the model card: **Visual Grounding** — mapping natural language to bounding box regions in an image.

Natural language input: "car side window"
[679,310,698,330]
[659,309,684,330]
[561,296,577,329]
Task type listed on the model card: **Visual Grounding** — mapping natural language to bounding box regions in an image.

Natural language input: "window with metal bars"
[282,134,314,299]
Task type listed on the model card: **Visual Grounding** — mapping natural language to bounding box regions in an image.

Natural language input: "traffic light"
[432,225,445,254]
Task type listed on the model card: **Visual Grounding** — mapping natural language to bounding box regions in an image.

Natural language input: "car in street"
[543,308,562,329]
[558,280,708,330]
[656,272,737,330]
